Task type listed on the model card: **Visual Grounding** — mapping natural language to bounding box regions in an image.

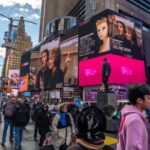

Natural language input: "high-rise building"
[39,0,80,42]
[68,0,150,28]
[5,16,32,76]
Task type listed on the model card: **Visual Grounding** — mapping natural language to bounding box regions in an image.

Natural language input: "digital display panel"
[8,69,20,88]
[78,10,144,60]
[79,54,146,86]
[18,75,28,92]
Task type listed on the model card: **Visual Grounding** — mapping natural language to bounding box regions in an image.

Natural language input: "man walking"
[12,99,30,150]
[1,97,16,146]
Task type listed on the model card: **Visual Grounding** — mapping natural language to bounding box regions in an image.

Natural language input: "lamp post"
[0,13,37,77]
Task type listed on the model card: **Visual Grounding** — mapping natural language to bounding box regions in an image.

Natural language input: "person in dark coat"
[36,104,51,147]
[102,58,111,92]
[36,49,52,90]
[12,99,30,150]
[48,48,64,89]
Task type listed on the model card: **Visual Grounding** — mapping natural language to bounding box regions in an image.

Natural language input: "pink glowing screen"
[79,54,146,86]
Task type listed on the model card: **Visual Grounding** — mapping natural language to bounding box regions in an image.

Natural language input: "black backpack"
[13,105,29,126]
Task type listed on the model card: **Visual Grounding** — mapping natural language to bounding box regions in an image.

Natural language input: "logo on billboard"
[85,68,97,77]
[121,66,133,75]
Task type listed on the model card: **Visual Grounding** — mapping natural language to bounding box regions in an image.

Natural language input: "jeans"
[2,119,14,144]
[15,127,24,149]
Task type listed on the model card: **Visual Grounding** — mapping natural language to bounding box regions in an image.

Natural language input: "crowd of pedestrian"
[0,83,150,150]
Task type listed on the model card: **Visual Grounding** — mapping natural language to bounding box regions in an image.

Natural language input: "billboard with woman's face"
[29,35,78,91]
[33,38,60,90]
[110,15,144,59]
[78,10,144,60]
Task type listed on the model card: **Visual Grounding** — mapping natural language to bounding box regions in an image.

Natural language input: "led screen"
[23,92,31,97]
[78,10,144,60]
[79,54,146,86]
[8,69,20,88]
[18,75,28,92]
[30,38,61,90]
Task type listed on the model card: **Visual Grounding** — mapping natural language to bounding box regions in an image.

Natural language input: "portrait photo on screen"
[34,37,73,90]
[110,15,144,59]
[79,12,112,60]
[78,10,144,60]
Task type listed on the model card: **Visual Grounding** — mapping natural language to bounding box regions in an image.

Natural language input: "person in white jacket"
[52,104,76,150]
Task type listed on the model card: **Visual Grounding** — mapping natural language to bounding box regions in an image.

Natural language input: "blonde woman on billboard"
[96,17,110,53]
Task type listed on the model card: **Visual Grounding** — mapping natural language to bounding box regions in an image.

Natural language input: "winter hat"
[77,106,106,144]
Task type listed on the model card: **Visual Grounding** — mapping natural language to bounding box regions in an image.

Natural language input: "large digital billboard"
[30,38,65,90]
[60,36,78,85]
[18,75,28,92]
[8,69,20,88]
[78,10,144,60]
[79,54,146,86]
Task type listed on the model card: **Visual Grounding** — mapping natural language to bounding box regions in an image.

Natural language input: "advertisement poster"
[78,10,144,60]
[110,15,144,59]
[79,54,146,86]
[8,69,20,88]
[18,75,28,92]
[30,38,62,90]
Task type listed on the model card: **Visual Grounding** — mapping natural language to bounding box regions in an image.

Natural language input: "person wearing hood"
[12,99,30,150]
[117,84,150,150]
[35,104,51,147]
[68,106,107,150]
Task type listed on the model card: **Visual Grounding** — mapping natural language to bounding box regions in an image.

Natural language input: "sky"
[0,0,41,76]
[0,0,41,47]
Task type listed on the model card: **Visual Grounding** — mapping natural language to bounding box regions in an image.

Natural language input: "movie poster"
[110,15,144,59]
[78,10,144,60]
[8,69,20,88]
[32,38,63,90]
[18,75,28,92]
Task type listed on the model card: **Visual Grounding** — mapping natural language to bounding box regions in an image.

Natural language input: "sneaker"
[1,143,5,147]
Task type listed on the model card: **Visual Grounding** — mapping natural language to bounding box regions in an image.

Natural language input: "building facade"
[68,0,150,29]
[39,0,79,42]
[5,16,32,76]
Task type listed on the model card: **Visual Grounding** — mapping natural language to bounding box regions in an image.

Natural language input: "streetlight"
[0,13,37,77]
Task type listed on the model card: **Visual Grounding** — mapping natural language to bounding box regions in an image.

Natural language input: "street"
[0,122,39,150]
[0,120,150,150]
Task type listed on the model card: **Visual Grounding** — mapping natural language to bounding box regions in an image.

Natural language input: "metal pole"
[0,14,37,77]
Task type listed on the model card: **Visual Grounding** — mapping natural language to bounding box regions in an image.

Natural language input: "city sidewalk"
[0,123,39,150]
[0,121,117,150]
[0,121,149,150]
